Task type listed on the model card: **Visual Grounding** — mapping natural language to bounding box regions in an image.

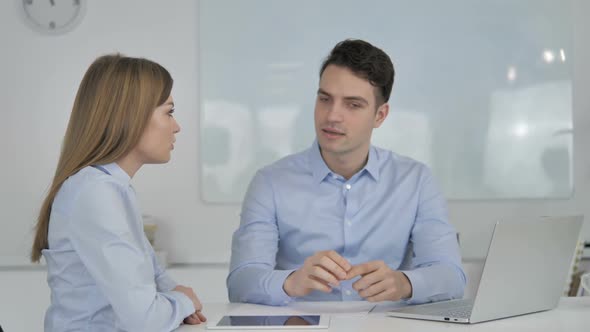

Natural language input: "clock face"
[20,0,86,35]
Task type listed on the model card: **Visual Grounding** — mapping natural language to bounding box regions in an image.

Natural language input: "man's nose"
[326,103,344,122]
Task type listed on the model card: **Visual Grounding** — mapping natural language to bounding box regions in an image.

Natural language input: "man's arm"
[400,166,466,303]
[227,170,296,305]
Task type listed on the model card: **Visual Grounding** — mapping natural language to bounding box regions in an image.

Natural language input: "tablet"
[206,315,330,329]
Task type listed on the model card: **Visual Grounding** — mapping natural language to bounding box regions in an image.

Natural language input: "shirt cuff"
[167,290,197,319]
[268,269,297,306]
[399,269,425,303]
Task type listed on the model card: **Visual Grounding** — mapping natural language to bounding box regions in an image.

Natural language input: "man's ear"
[374,103,389,128]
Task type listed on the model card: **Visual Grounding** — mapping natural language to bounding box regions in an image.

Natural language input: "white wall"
[0,0,589,268]
[0,0,239,265]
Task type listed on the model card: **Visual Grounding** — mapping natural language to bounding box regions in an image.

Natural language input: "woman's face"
[134,95,181,164]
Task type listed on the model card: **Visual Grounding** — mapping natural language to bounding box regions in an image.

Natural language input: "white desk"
[175,297,590,331]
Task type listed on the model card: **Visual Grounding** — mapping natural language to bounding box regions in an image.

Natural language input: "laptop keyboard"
[425,305,473,318]
[395,299,474,318]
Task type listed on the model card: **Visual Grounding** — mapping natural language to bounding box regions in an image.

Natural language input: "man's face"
[314,64,388,159]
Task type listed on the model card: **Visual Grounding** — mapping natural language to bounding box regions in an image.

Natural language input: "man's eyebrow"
[318,89,368,104]
[343,96,368,104]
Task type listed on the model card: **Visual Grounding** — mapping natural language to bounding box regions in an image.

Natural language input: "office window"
[198,0,573,202]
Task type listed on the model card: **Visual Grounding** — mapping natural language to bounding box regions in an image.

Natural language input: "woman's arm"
[68,180,195,331]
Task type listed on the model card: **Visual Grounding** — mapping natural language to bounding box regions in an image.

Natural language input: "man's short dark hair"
[320,39,395,104]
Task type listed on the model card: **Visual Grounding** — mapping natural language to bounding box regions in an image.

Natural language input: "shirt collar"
[97,162,131,184]
[309,140,333,184]
[364,145,380,181]
[308,140,381,184]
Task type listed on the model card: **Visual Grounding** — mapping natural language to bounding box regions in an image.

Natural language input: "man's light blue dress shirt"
[228,142,466,306]
[42,163,194,332]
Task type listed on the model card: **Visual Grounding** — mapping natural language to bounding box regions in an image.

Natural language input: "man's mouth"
[322,128,345,136]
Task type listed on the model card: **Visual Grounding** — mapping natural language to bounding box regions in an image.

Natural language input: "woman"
[31,54,206,331]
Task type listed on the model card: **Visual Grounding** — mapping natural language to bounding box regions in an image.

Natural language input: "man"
[227,39,465,306]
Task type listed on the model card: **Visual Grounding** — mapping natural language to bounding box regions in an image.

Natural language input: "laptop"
[387,216,583,324]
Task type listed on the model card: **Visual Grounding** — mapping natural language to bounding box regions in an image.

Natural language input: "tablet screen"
[217,315,321,326]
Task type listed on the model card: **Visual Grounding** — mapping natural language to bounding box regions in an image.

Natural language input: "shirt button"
[344,290,352,296]
[345,219,352,226]
[345,184,351,190]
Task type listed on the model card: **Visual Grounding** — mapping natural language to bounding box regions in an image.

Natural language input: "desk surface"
[176,297,590,331]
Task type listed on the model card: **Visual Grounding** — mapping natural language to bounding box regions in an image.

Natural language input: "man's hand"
[173,285,207,324]
[347,261,412,302]
[283,250,351,297]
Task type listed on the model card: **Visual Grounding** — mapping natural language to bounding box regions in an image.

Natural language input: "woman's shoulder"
[52,166,128,213]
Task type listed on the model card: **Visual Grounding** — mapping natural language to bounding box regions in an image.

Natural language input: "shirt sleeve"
[67,180,195,332]
[227,170,295,306]
[144,233,177,292]
[400,166,467,304]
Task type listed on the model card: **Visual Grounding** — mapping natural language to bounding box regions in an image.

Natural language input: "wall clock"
[20,0,86,35]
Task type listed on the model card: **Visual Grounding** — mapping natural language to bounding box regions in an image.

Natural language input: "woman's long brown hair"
[31,54,173,262]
